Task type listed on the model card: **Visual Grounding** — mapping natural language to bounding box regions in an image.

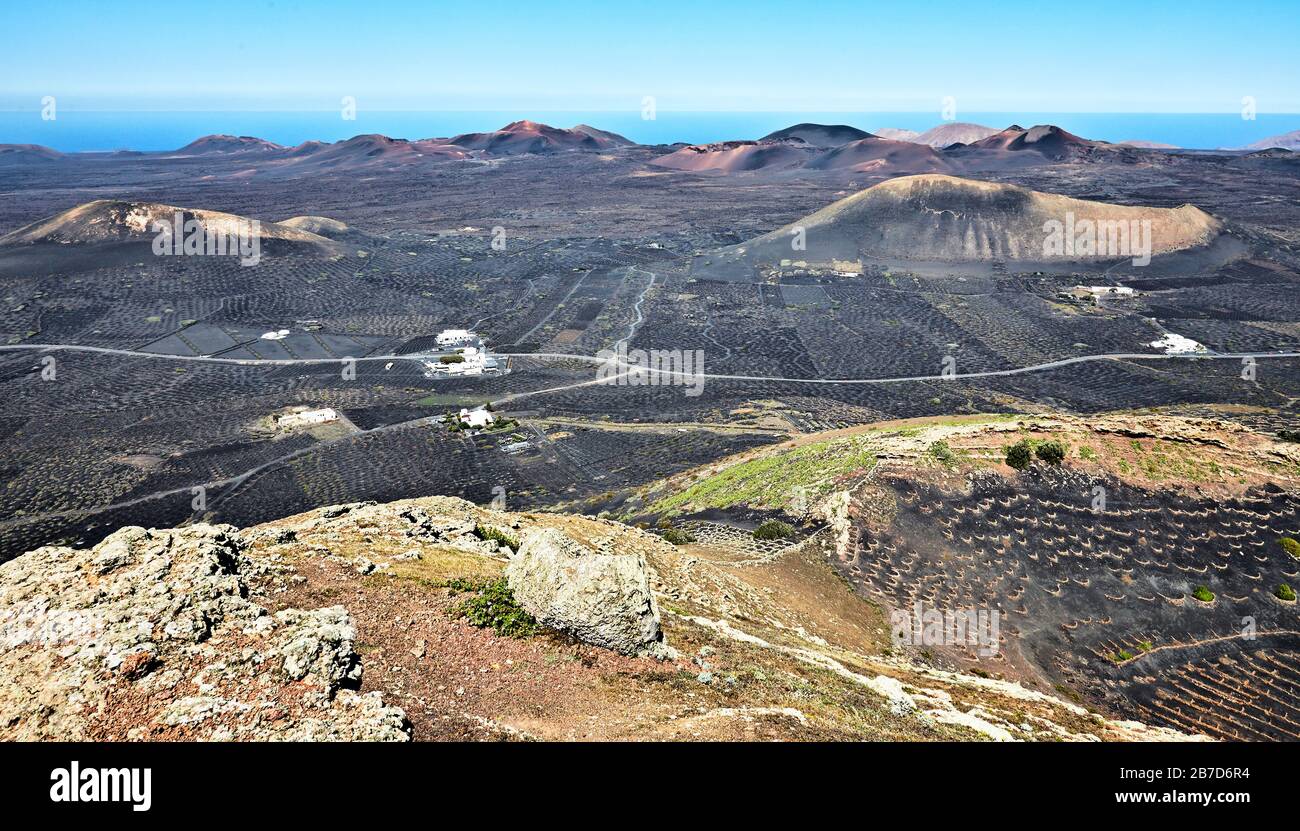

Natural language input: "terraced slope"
[618,413,1300,740]
[0,492,1201,742]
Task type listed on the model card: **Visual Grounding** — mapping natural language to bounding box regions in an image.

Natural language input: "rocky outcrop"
[0,524,409,741]
[1,487,1224,741]
[506,528,673,659]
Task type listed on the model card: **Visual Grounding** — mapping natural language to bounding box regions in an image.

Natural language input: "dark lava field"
[1,129,1299,738]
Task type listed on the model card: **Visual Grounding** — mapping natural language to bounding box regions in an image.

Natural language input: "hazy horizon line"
[4,108,1299,116]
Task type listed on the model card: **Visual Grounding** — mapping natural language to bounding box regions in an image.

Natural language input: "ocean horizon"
[3,110,1297,153]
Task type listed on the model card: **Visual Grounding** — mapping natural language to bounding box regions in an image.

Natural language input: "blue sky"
[2,0,1297,112]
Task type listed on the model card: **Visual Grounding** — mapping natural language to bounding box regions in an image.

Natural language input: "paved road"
[0,343,420,365]
[0,413,444,532]
[4,340,1297,533]
[3,342,1299,384]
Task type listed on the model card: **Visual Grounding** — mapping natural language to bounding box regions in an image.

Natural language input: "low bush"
[1276,584,1297,602]
[473,523,520,551]
[1005,440,1033,470]
[442,576,482,593]
[660,527,696,545]
[454,577,538,637]
[753,520,795,541]
[1280,537,1300,559]
[928,440,956,466]
[1035,440,1066,466]
[1192,585,1215,603]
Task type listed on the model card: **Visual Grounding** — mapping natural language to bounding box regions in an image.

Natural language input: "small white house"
[1075,285,1136,301]
[278,407,339,429]
[458,407,496,429]
[1150,333,1206,355]
[436,329,478,348]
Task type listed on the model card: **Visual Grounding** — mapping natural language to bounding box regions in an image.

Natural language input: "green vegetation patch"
[449,577,538,637]
[927,440,957,467]
[1005,439,1033,470]
[644,436,876,517]
[473,522,520,551]
[1276,584,1297,602]
[753,520,795,541]
[659,527,696,545]
[1035,440,1066,466]
[415,393,481,408]
[1192,585,1215,603]
[1121,437,1233,483]
[1006,437,1068,469]
[1281,537,1300,559]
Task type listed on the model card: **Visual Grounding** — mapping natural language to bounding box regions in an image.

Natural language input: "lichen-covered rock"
[274,691,411,741]
[505,528,672,659]
[0,524,409,741]
[271,606,363,692]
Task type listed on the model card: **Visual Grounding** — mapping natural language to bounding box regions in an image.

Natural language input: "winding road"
[3,339,1297,533]
[2,342,1298,385]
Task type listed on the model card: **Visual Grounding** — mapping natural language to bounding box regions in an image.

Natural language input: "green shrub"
[753,520,795,541]
[1276,584,1297,602]
[442,576,482,593]
[1192,585,1215,603]
[473,523,520,551]
[1035,440,1066,466]
[928,440,956,466]
[439,354,465,364]
[454,577,538,637]
[1281,537,1300,559]
[1005,440,1033,470]
[660,527,696,545]
[1136,640,1153,652]
[1111,650,1134,663]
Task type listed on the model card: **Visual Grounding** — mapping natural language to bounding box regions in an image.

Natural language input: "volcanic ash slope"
[0,199,337,249]
[732,174,1221,264]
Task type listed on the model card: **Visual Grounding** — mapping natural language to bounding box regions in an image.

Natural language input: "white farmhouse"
[1077,285,1136,297]
[458,407,496,429]
[278,407,339,429]
[436,329,478,349]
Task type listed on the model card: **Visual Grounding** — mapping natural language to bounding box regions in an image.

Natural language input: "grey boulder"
[505,529,672,659]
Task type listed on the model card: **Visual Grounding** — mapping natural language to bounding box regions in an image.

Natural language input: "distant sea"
[2,110,1297,153]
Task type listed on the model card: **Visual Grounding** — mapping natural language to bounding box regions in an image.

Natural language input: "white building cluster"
[1077,285,1136,297]
[422,329,506,378]
[435,329,478,349]
[457,407,496,429]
